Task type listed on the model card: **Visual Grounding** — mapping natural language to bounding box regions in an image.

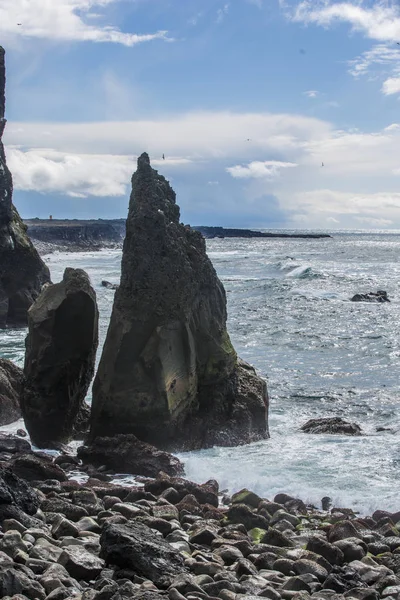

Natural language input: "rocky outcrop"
[351,290,390,303]
[0,47,50,328]
[77,434,184,477]
[301,417,362,435]
[21,268,99,448]
[90,153,268,450]
[0,358,23,425]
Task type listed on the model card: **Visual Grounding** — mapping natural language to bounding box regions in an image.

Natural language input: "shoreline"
[1,428,399,600]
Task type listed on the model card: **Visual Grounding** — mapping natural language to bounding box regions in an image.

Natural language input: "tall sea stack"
[91,153,268,450]
[0,47,50,327]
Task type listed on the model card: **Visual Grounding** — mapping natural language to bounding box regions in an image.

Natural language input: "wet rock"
[0,360,24,426]
[306,537,344,566]
[145,474,219,507]
[261,529,295,547]
[333,539,366,562]
[351,291,390,303]
[78,434,184,478]
[322,565,367,593]
[227,504,270,530]
[41,498,88,522]
[0,48,50,329]
[90,153,268,450]
[301,418,362,436]
[328,522,362,543]
[11,454,67,483]
[101,281,119,290]
[0,433,31,454]
[58,546,104,581]
[293,559,329,582]
[232,489,263,508]
[21,268,99,448]
[100,521,187,588]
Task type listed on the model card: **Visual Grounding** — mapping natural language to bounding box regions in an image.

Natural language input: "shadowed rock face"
[0,358,24,426]
[91,153,268,450]
[21,268,99,448]
[0,47,50,328]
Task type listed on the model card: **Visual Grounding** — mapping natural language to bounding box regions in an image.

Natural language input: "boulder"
[90,153,268,450]
[101,280,119,290]
[0,466,39,525]
[100,521,187,588]
[301,417,362,436]
[10,454,67,483]
[21,268,99,448]
[77,434,184,477]
[0,359,24,425]
[0,47,50,328]
[0,433,31,454]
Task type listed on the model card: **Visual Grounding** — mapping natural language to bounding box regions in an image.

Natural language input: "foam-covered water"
[2,231,400,513]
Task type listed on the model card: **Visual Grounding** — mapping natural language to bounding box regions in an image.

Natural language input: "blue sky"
[2,0,400,228]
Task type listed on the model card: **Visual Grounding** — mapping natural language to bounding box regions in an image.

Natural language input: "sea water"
[2,230,400,514]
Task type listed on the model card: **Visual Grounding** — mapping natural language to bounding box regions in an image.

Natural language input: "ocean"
[2,229,400,514]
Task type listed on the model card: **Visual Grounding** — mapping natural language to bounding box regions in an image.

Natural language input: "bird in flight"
[162,153,165,160]
[397,42,400,45]
[246,138,251,141]
[17,23,22,26]
[321,162,324,167]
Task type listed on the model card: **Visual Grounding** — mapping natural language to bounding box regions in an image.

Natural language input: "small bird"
[246,138,251,141]
[162,153,165,160]
[17,23,22,26]
[321,162,324,167]
[397,42,400,45]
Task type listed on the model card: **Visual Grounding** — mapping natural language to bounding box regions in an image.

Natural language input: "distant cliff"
[25,219,125,253]
[25,219,330,253]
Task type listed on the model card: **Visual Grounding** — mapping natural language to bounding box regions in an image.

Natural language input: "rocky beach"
[1,430,400,600]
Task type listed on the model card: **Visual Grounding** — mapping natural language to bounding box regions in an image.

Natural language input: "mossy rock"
[231,488,262,508]
[248,527,267,543]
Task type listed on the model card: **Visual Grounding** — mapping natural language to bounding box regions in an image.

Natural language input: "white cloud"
[0,0,171,46]
[227,160,298,179]
[4,111,330,157]
[303,90,320,98]
[7,147,191,198]
[293,2,400,42]
[382,77,400,95]
[5,109,400,227]
[216,4,230,24]
[349,44,400,78]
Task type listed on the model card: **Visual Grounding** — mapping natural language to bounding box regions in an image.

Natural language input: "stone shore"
[0,433,399,600]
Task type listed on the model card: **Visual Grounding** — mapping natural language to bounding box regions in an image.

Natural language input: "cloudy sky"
[2,0,400,229]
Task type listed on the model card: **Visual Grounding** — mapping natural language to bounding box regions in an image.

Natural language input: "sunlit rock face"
[0,46,50,328]
[91,153,269,450]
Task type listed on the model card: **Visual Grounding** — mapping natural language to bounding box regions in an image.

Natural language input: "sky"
[2,0,400,229]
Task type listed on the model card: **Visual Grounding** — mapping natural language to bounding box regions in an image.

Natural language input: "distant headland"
[24,218,331,253]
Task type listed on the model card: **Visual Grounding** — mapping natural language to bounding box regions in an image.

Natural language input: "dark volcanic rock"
[301,417,362,435]
[351,290,390,303]
[0,433,31,454]
[0,47,50,328]
[21,268,99,448]
[90,153,268,450]
[77,433,184,477]
[101,280,119,290]
[100,521,187,588]
[0,466,39,524]
[0,358,24,425]
[10,453,67,482]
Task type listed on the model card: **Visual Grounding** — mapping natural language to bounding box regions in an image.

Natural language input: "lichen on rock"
[90,152,268,450]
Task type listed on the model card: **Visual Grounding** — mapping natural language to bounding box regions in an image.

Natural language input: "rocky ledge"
[0,431,400,600]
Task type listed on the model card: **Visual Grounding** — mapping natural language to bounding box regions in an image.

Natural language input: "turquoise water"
[2,230,400,513]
